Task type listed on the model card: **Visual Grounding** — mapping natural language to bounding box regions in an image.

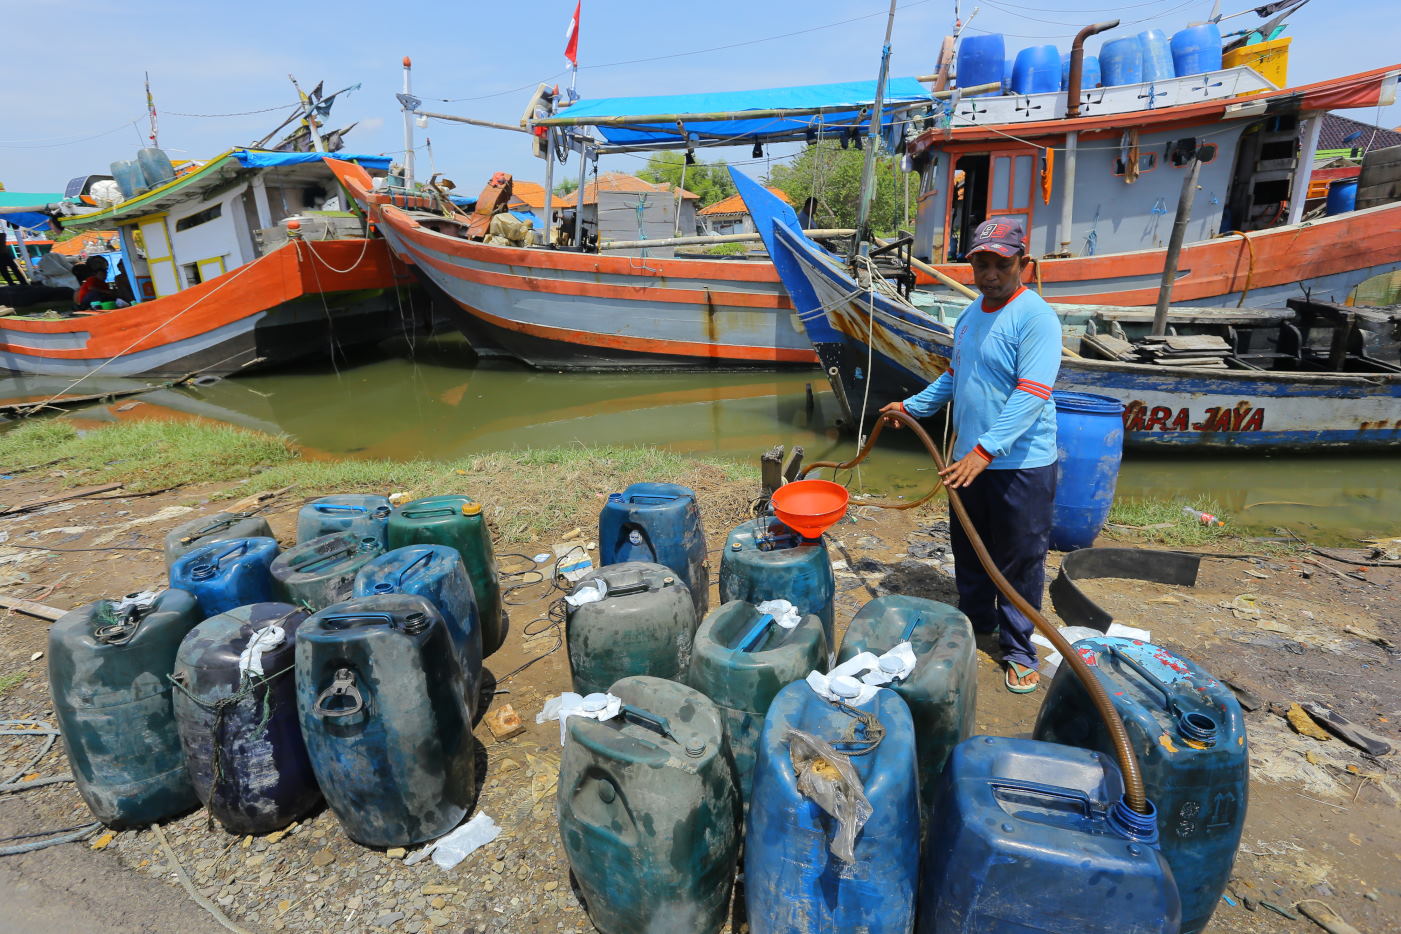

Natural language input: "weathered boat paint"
[172,603,321,835]
[48,590,202,827]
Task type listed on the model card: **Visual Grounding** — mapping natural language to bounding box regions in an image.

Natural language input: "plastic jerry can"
[918,736,1180,934]
[746,679,920,934]
[171,603,320,835]
[718,517,835,649]
[271,531,385,611]
[685,600,828,801]
[387,495,504,656]
[599,482,710,617]
[169,537,280,618]
[296,594,475,847]
[353,545,483,717]
[164,512,274,569]
[48,589,202,827]
[567,562,697,697]
[1034,637,1247,934]
[835,595,977,808]
[558,675,739,934]
[296,494,393,546]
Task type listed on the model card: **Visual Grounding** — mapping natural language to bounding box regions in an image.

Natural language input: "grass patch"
[0,671,26,697]
[1108,496,1238,547]
[704,242,747,255]
[2,420,759,545]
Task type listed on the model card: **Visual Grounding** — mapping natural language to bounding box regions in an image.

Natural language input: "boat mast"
[850,0,899,261]
[402,57,416,188]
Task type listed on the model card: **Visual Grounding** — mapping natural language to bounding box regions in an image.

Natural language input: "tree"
[554,178,578,196]
[767,142,916,236]
[635,152,737,209]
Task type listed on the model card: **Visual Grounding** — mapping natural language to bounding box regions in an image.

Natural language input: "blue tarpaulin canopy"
[0,191,65,232]
[232,150,392,171]
[547,77,933,149]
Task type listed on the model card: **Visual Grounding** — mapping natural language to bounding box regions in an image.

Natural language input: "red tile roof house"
[510,172,700,256]
[699,187,792,237]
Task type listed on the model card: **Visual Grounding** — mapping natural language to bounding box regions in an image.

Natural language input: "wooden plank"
[0,595,67,621]
[0,483,123,516]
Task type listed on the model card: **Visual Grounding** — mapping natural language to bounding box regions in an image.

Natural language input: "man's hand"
[939,449,991,489]
[879,401,907,428]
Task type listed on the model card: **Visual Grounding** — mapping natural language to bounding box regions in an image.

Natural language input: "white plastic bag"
[537,691,622,744]
[405,812,501,869]
[238,625,286,677]
[755,599,801,630]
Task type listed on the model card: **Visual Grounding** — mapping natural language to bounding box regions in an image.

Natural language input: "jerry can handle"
[628,493,680,504]
[1106,646,1218,744]
[319,612,394,630]
[607,577,650,598]
[619,704,673,739]
[399,505,458,519]
[737,614,776,653]
[397,550,435,587]
[312,503,368,515]
[899,613,922,644]
[1105,645,1178,705]
[191,515,238,537]
[210,540,251,568]
[314,668,365,717]
[296,542,358,574]
[988,778,1094,817]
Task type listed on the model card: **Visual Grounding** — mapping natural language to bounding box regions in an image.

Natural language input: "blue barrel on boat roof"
[1171,23,1223,76]
[297,495,393,546]
[1035,637,1248,934]
[956,33,1005,93]
[137,148,176,189]
[918,736,1180,933]
[1101,37,1145,86]
[1002,58,1014,93]
[1060,54,1102,90]
[1139,29,1175,82]
[1012,44,1061,94]
[354,545,483,716]
[1326,178,1358,215]
[109,159,145,200]
[169,537,280,617]
[1050,392,1125,551]
[599,482,709,617]
[747,679,920,933]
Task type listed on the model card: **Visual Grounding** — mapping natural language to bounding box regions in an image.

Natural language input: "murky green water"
[5,333,1400,542]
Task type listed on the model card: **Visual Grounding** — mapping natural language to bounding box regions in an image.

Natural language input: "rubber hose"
[803,407,1150,814]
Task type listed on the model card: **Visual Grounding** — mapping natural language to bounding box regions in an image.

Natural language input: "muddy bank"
[0,437,1398,934]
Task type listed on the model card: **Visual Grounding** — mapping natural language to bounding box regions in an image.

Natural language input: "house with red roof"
[508,171,700,255]
[699,187,791,237]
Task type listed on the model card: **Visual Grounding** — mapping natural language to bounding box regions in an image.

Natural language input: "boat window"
[175,203,223,232]
[1112,152,1158,176]
[991,156,1012,210]
[1198,143,1217,164]
[1011,154,1033,210]
[181,262,203,288]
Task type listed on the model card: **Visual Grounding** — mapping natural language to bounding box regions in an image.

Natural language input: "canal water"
[5,334,1400,543]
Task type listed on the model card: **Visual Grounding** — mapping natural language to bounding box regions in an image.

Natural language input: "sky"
[2,0,1397,197]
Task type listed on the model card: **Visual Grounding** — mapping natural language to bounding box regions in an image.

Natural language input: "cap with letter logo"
[967,218,1027,257]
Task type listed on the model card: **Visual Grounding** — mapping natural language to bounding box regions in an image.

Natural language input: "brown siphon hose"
[801,407,1149,814]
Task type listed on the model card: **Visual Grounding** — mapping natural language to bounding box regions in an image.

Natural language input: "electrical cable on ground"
[152,822,257,934]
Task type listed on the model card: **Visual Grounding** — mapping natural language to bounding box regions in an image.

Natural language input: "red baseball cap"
[968,218,1027,257]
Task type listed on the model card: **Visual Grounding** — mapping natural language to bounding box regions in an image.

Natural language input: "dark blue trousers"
[947,463,1057,670]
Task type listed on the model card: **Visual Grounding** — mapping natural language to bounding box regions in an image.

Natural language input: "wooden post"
[1151,154,1202,337]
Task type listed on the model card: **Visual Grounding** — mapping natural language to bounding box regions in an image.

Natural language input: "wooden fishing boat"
[1,150,424,378]
[735,172,1401,450]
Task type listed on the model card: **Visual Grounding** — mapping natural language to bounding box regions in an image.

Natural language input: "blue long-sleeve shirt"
[903,286,1060,469]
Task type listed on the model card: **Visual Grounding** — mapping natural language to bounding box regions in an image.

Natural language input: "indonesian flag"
[564,1,581,68]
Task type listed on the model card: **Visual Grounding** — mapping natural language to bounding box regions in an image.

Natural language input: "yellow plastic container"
[1223,36,1291,89]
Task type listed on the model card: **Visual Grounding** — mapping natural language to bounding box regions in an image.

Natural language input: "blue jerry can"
[1035,637,1247,934]
[835,595,977,809]
[297,495,393,546]
[686,600,829,802]
[296,594,475,847]
[353,545,483,718]
[719,517,835,650]
[747,679,920,934]
[169,537,280,617]
[600,482,710,616]
[919,736,1181,933]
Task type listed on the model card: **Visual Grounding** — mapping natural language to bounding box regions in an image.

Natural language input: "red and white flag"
[564,0,581,68]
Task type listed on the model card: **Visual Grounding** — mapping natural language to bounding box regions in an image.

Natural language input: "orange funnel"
[771,479,850,539]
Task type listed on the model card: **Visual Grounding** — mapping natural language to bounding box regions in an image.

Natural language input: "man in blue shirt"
[881,218,1059,693]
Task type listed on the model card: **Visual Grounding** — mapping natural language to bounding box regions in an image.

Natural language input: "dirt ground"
[0,472,1397,934]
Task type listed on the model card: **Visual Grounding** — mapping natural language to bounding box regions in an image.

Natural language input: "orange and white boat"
[0,150,423,378]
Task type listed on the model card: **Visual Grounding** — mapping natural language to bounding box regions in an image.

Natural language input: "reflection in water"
[4,334,1399,542]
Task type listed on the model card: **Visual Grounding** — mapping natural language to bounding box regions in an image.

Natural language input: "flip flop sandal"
[1004,661,1039,694]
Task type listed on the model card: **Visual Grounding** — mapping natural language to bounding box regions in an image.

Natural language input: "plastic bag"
[537,691,621,744]
[1031,623,1152,679]
[755,599,801,630]
[788,729,872,863]
[238,625,286,677]
[405,811,501,869]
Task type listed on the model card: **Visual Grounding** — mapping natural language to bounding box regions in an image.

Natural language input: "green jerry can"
[387,495,504,656]
[270,531,385,611]
[48,590,203,827]
[686,600,828,802]
[163,512,274,570]
[836,595,977,808]
[718,517,835,650]
[558,675,740,934]
[566,562,697,697]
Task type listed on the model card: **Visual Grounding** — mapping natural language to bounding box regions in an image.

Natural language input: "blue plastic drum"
[956,33,1005,93]
[1101,37,1144,86]
[1050,392,1125,551]
[1138,29,1175,82]
[1171,24,1223,76]
[1326,178,1358,215]
[1011,45,1061,94]
[1061,54,1102,90]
